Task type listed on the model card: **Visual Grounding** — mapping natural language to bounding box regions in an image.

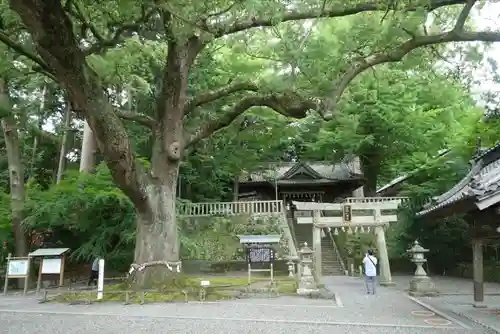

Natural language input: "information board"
[41,258,62,274]
[7,259,29,277]
[247,246,274,263]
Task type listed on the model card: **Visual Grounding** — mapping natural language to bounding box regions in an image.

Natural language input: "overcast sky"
[468,2,500,99]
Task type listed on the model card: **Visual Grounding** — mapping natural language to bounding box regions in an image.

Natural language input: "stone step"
[322,253,340,259]
[323,269,343,274]
[323,266,343,271]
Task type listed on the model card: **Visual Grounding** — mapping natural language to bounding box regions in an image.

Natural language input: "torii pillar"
[375,225,393,286]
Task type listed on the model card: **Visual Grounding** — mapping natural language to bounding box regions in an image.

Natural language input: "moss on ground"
[53,275,297,304]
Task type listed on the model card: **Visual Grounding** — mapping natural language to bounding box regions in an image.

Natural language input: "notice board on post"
[3,254,31,296]
[29,248,70,293]
[7,259,29,277]
[41,258,62,274]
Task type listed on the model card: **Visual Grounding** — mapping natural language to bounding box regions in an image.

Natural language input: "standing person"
[363,249,378,295]
[88,256,99,287]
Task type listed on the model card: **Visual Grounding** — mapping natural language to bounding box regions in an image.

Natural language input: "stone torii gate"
[293,197,407,285]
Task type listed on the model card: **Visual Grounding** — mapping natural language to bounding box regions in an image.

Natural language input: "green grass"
[53,275,298,304]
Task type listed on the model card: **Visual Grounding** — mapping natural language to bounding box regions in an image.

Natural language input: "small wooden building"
[235,160,364,203]
[417,144,500,307]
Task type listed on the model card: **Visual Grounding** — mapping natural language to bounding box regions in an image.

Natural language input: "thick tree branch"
[324,29,500,119]
[9,0,150,213]
[0,30,56,81]
[183,81,259,115]
[80,6,159,55]
[27,124,58,143]
[453,0,476,32]
[184,93,317,147]
[209,0,468,37]
[115,109,155,128]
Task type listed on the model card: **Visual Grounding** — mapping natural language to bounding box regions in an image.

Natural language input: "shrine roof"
[417,143,500,217]
[238,160,363,183]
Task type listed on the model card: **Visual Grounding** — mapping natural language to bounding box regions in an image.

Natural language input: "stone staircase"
[321,232,345,276]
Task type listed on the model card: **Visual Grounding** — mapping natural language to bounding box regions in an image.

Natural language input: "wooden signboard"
[343,204,352,223]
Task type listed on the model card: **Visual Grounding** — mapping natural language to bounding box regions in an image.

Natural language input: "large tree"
[0,0,499,278]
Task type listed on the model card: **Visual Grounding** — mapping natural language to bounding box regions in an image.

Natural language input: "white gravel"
[0,275,490,334]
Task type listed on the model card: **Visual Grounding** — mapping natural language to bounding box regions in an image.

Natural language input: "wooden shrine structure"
[235,160,364,203]
[417,143,500,307]
[293,197,407,283]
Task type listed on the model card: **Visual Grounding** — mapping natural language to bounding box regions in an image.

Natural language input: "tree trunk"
[79,121,97,172]
[134,152,181,285]
[28,86,47,180]
[0,79,29,259]
[56,102,72,183]
[360,151,381,197]
[132,41,194,282]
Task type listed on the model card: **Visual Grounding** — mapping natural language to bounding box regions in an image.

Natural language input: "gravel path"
[0,276,490,334]
[0,311,482,334]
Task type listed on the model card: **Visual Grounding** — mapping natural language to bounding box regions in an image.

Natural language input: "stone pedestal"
[296,243,319,296]
[297,264,319,296]
[409,276,439,297]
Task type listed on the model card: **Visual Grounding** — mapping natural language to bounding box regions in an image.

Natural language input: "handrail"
[178,200,283,217]
[343,197,408,203]
[282,209,298,259]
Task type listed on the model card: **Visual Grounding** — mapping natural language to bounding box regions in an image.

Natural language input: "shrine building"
[234,159,364,275]
[417,143,500,307]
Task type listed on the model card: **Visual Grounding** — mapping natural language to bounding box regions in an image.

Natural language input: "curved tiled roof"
[417,143,500,216]
[239,160,362,183]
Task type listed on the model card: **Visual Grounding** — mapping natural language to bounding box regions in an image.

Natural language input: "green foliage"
[22,164,136,270]
[180,215,283,261]
[344,232,378,266]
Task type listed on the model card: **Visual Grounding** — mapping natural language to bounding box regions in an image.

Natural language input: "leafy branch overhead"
[1,1,496,126]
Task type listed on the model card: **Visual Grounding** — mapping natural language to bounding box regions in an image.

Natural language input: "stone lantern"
[407,240,438,296]
[296,242,319,296]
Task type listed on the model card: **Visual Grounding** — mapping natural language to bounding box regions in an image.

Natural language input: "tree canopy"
[0,0,500,276]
